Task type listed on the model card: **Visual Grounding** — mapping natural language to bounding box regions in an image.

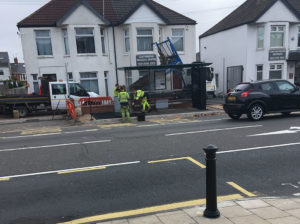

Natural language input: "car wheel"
[247,104,264,121]
[282,112,291,116]
[17,106,28,118]
[228,113,242,120]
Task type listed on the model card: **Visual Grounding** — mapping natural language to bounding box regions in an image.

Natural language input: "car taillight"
[227,89,232,94]
[241,89,253,98]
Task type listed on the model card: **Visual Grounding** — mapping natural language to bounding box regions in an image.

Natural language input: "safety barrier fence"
[65,99,77,120]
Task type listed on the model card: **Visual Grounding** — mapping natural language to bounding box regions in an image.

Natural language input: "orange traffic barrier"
[66,99,77,120]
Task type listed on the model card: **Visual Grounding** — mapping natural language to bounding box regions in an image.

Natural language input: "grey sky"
[0,0,246,62]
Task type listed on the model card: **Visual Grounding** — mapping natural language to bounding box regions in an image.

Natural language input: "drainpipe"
[112,26,119,84]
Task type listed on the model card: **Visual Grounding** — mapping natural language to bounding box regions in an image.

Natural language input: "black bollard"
[203,144,220,218]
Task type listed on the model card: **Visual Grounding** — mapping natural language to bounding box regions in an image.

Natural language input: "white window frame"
[171,28,184,52]
[62,29,70,55]
[100,27,106,54]
[80,72,99,94]
[269,63,283,79]
[124,28,130,53]
[257,25,264,50]
[270,25,285,48]
[75,27,96,54]
[125,70,132,88]
[159,27,162,43]
[35,30,53,56]
[256,65,263,80]
[136,28,153,52]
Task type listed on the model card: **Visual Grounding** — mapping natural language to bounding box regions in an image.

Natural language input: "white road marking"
[0,161,140,180]
[165,125,262,136]
[282,183,299,189]
[0,140,111,153]
[293,193,300,196]
[218,142,300,154]
[249,126,300,136]
[1,129,99,139]
[137,118,226,128]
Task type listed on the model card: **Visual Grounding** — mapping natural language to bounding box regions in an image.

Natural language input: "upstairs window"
[0,70,3,76]
[172,28,184,51]
[124,29,130,53]
[100,28,106,54]
[270,25,285,48]
[137,28,153,51]
[75,28,95,54]
[62,29,70,55]
[35,30,53,56]
[257,26,264,49]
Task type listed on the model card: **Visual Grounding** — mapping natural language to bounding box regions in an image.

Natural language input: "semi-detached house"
[18,0,196,96]
[199,0,300,95]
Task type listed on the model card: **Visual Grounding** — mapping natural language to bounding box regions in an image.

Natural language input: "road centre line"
[57,194,243,224]
[1,129,99,139]
[218,142,300,154]
[0,161,140,180]
[0,140,111,153]
[165,125,262,136]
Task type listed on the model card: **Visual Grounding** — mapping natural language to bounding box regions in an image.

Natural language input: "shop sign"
[136,54,157,66]
[269,49,286,61]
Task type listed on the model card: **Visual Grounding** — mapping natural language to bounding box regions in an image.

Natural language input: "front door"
[43,74,57,81]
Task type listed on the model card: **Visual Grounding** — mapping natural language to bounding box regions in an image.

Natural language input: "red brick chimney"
[14,57,18,64]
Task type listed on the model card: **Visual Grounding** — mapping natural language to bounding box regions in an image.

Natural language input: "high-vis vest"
[135,90,144,100]
[118,91,129,103]
[114,87,120,97]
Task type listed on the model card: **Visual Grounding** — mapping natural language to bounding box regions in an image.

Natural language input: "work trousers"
[121,105,130,121]
[142,99,150,112]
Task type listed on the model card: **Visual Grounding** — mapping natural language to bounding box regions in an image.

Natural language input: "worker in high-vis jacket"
[118,86,130,122]
[134,89,151,112]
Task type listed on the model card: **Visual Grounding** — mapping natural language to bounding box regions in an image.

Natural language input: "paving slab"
[287,209,300,219]
[182,206,205,218]
[236,199,270,209]
[157,212,196,224]
[264,198,300,210]
[250,206,290,219]
[128,215,161,224]
[193,215,233,224]
[220,206,252,218]
[229,215,270,224]
[267,216,300,224]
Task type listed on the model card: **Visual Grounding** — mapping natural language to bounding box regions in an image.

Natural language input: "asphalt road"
[0,113,300,224]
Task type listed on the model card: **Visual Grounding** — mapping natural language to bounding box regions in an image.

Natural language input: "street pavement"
[0,106,299,224]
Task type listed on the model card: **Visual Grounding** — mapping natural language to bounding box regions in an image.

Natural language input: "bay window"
[270,25,285,48]
[75,28,95,54]
[137,28,153,51]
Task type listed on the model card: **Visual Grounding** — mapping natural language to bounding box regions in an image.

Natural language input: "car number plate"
[227,96,236,101]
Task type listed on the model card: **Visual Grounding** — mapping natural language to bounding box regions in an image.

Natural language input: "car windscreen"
[232,84,252,92]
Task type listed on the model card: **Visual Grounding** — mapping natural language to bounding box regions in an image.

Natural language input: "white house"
[199,0,300,95]
[18,0,196,96]
[0,52,11,81]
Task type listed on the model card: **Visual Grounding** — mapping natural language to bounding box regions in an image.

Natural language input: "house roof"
[199,0,300,38]
[10,63,26,74]
[0,52,9,67]
[17,0,196,27]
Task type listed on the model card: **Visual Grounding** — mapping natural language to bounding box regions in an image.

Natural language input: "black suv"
[223,80,300,121]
